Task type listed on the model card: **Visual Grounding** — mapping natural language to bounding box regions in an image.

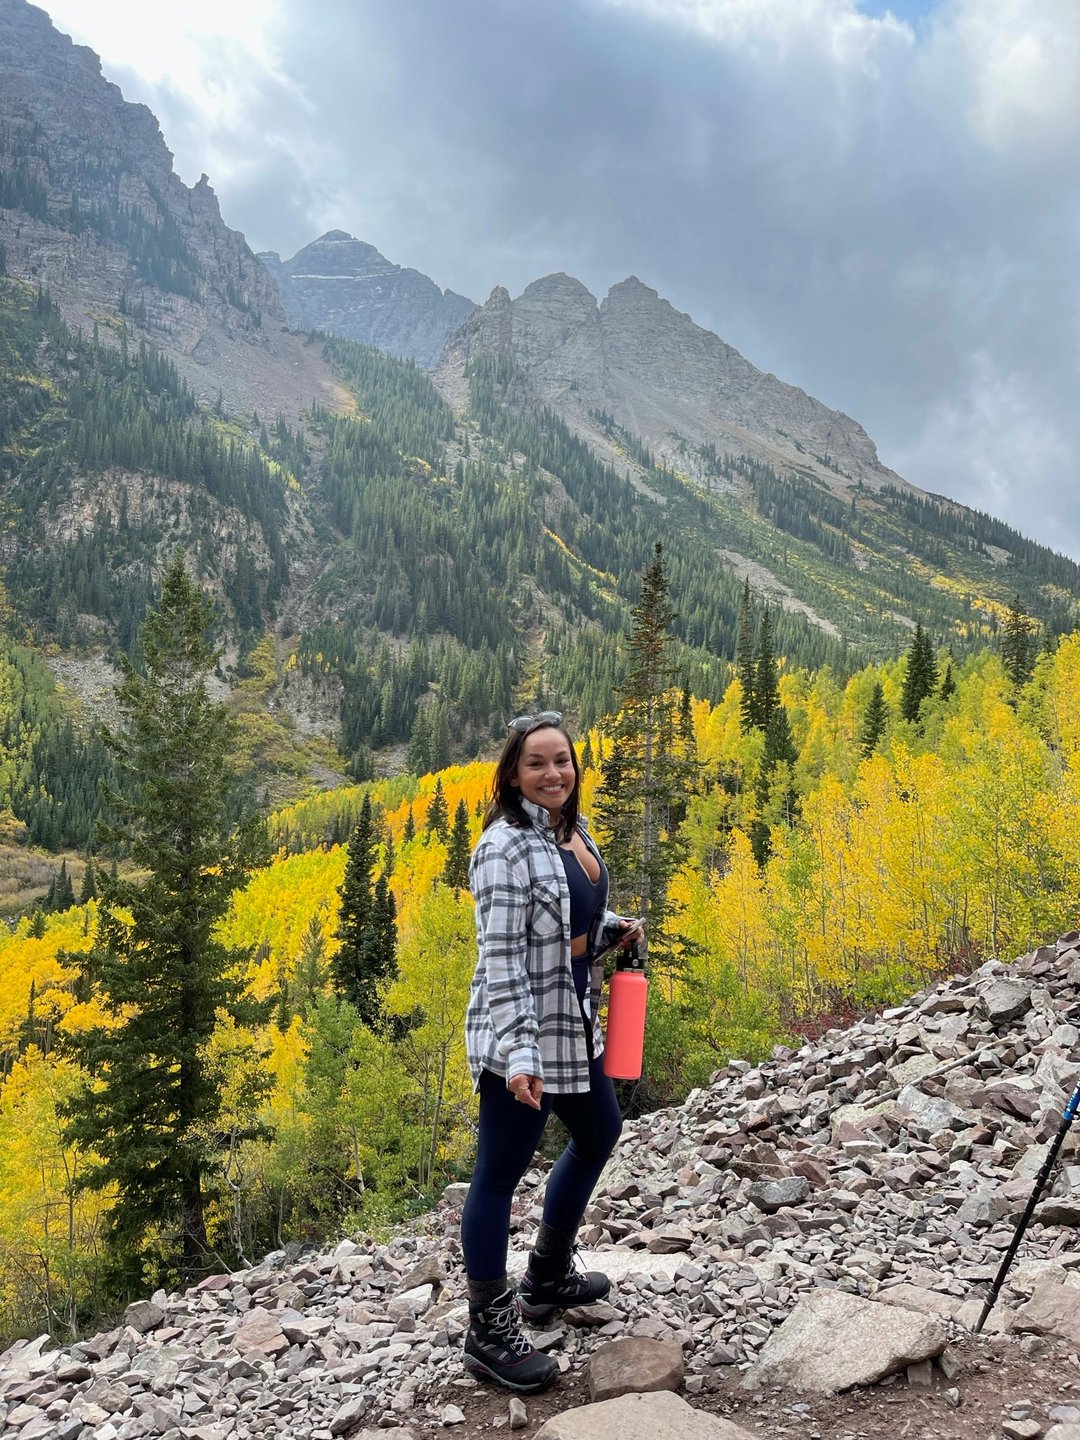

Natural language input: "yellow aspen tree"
[1046,633,1080,766]
[0,906,97,1062]
[711,830,772,997]
[798,776,856,995]
[0,1050,107,1339]
[763,827,821,1017]
[863,748,952,984]
[942,700,1064,957]
[220,847,346,1002]
[247,1019,314,1249]
[384,884,476,1191]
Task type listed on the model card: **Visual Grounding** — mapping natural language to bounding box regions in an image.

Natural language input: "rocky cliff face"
[0,0,339,422]
[438,273,905,494]
[259,231,475,368]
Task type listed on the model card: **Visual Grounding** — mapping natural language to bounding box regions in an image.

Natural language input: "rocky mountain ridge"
[0,0,340,424]
[7,0,1080,799]
[436,272,907,497]
[259,233,475,369]
[6,938,1080,1439]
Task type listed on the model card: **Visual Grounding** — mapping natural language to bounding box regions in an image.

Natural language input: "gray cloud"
[76,0,1080,558]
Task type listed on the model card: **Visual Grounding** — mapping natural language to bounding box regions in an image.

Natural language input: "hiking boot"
[463,1289,559,1393]
[517,1245,611,1324]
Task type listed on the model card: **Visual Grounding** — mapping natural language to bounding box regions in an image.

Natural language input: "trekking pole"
[973,1078,1080,1334]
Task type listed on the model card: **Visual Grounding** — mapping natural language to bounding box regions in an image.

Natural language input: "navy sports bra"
[558,844,607,940]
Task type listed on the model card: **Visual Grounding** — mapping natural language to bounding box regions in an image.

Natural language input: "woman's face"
[511,727,578,819]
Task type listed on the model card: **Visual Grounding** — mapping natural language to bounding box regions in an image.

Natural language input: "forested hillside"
[7,0,1080,1400]
[3,556,1080,1339]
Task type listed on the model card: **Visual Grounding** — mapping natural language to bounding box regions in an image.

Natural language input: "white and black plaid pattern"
[466,798,619,1095]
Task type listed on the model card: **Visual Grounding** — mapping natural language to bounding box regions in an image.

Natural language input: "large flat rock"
[1013,1281,1080,1344]
[587,1338,684,1402]
[746,1289,946,1393]
[533,1390,759,1440]
[508,1249,685,1284]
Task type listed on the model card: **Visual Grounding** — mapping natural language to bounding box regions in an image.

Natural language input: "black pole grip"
[973,1079,1080,1334]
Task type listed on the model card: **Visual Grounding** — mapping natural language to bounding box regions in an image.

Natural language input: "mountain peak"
[607,275,660,301]
[519,272,597,304]
[260,232,476,368]
[439,268,896,492]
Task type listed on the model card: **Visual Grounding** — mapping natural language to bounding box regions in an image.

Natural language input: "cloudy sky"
[41,0,1080,558]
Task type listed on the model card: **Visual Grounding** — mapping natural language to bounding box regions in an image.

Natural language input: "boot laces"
[487,1294,532,1356]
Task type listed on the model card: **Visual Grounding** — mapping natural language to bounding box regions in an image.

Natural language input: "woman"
[460,711,641,1393]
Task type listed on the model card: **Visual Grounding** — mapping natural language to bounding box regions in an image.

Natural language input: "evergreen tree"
[1001,596,1035,691]
[294,912,328,1021]
[425,778,450,842]
[79,858,99,904]
[859,682,889,758]
[736,579,757,731]
[899,622,939,727]
[939,661,957,703]
[372,873,398,987]
[753,605,780,731]
[596,543,691,941]
[402,808,416,845]
[407,709,430,775]
[53,860,75,911]
[750,705,799,866]
[62,552,267,1288]
[333,795,382,1023]
[442,799,471,889]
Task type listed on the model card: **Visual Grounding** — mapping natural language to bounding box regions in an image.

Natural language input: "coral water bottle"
[603,939,648,1080]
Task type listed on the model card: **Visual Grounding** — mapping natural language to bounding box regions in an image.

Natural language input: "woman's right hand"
[508,1074,544,1110]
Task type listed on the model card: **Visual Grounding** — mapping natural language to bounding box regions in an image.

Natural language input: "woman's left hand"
[508,1073,544,1109]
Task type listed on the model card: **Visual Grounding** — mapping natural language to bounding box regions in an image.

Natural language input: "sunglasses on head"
[507,711,562,734]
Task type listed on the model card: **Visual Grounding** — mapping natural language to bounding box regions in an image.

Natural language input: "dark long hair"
[482,720,581,843]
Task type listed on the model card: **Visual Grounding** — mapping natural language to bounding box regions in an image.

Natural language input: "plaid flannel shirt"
[465,798,621,1095]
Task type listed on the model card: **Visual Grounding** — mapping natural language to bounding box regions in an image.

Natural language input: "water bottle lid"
[615,943,646,972]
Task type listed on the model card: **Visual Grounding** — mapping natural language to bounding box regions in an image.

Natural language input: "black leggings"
[461,1054,623,1282]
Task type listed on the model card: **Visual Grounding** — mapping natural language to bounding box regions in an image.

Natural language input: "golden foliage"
[6,640,1080,1334]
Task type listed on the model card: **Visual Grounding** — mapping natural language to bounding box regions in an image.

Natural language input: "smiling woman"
[457,712,642,1392]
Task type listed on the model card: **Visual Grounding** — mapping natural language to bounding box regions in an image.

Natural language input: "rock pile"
[6,935,1080,1438]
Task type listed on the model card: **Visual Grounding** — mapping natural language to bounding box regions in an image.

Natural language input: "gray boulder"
[534,1391,759,1440]
[746,1290,946,1393]
[587,1337,684,1402]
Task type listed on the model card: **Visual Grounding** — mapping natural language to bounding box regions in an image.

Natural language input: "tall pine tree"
[425,778,450,841]
[333,795,383,1024]
[1001,596,1035,692]
[736,579,757,731]
[62,552,266,1288]
[859,681,889,758]
[752,605,780,731]
[900,622,938,727]
[442,798,471,889]
[596,542,690,943]
[750,706,799,866]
